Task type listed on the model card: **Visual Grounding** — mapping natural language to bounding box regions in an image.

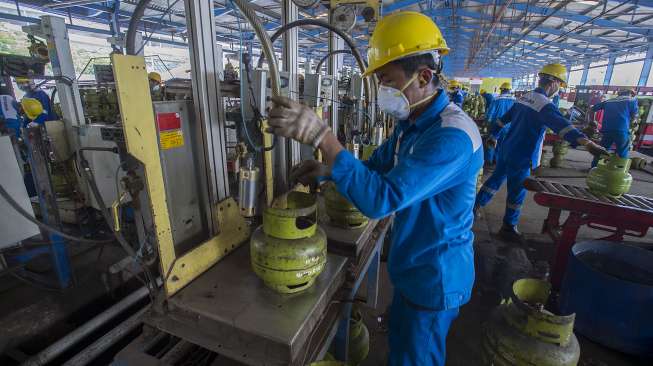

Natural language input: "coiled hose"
[125,0,151,55]
[316,50,353,75]
[256,19,371,108]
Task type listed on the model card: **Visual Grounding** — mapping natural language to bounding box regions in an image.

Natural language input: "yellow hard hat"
[148,72,162,83]
[21,98,43,120]
[363,11,449,77]
[448,80,460,88]
[480,89,486,94]
[539,63,567,87]
[15,77,30,84]
[500,82,511,90]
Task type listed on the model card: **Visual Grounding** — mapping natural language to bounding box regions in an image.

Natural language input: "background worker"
[449,80,464,107]
[148,71,164,100]
[474,63,608,242]
[588,88,638,167]
[480,88,495,114]
[20,97,47,127]
[0,86,21,137]
[267,12,482,365]
[484,82,515,165]
[14,77,57,121]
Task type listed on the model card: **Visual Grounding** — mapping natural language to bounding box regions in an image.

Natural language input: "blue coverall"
[551,94,560,108]
[485,92,515,164]
[24,88,58,121]
[0,95,21,137]
[590,95,638,166]
[331,90,483,365]
[450,89,464,107]
[482,92,495,113]
[475,88,586,226]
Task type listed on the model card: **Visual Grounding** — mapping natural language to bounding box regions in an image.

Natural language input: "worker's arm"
[320,129,473,219]
[489,105,513,138]
[590,101,605,112]
[630,98,639,120]
[540,104,608,156]
[486,100,497,123]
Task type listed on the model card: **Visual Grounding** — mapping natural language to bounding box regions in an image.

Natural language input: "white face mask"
[377,73,437,120]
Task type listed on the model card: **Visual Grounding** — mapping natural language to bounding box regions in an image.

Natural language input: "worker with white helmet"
[475,64,608,242]
[266,12,483,365]
[484,81,516,165]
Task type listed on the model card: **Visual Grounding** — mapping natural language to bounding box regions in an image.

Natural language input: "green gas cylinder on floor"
[549,140,569,168]
[482,278,580,366]
[348,307,370,366]
[323,182,369,229]
[631,157,648,170]
[586,154,632,197]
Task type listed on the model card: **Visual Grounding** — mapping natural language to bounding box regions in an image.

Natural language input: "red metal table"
[524,178,653,288]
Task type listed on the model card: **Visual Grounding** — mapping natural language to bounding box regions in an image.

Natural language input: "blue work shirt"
[551,94,560,108]
[496,88,586,169]
[487,93,515,138]
[482,92,495,112]
[331,90,483,310]
[450,90,464,107]
[25,89,57,121]
[591,95,638,133]
[0,95,20,137]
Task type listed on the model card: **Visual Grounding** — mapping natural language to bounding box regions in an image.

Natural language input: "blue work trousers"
[592,131,631,167]
[484,146,496,165]
[475,160,531,226]
[388,292,459,366]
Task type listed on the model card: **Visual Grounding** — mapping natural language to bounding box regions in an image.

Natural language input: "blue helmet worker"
[474,63,608,242]
[484,82,515,165]
[588,88,638,167]
[449,80,464,107]
[480,88,495,113]
[266,12,483,365]
[15,77,58,122]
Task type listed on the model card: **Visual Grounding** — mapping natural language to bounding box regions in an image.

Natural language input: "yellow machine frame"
[111,54,250,297]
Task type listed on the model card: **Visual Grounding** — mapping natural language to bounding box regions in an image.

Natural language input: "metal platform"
[144,244,347,366]
[317,196,379,258]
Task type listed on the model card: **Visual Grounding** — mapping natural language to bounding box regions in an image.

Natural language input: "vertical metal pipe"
[638,42,653,87]
[282,0,301,172]
[603,56,616,86]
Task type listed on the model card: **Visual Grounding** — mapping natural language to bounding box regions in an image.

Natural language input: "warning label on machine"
[157,112,184,150]
[160,130,184,149]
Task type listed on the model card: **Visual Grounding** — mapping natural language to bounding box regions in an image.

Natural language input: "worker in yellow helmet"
[266,12,482,365]
[148,72,164,101]
[15,77,57,121]
[484,81,516,165]
[20,97,46,127]
[448,79,464,107]
[475,63,608,242]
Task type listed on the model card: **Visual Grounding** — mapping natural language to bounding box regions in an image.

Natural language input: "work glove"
[585,140,610,157]
[289,160,331,190]
[268,96,330,148]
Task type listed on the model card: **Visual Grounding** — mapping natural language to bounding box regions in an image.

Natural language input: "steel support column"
[328,30,344,134]
[638,43,653,87]
[281,0,300,188]
[23,16,85,152]
[580,62,590,86]
[604,56,616,86]
[184,0,229,234]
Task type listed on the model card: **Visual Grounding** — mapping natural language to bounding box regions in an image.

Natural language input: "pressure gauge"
[332,5,357,32]
[292,0,321,8]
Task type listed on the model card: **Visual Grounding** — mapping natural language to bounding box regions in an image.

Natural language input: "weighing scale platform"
[145,245,347,365]
[317,196,379,258]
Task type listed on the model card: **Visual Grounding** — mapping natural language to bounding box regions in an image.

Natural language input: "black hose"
[0,184,114,244]
[126,0,152,55]
[316,50,352,74]
[255,19,370,106]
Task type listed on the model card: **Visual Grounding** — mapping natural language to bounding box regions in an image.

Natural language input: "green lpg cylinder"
[348,307,370,366]
[263,191,317,239]
[250,226,326,294]
[482,279,580,366]
[631,157,648,170]
[586,155,632,197]
[549,140,569,168]
[323,182,369,229]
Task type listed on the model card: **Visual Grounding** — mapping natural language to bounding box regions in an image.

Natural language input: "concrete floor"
[358,147,653,366]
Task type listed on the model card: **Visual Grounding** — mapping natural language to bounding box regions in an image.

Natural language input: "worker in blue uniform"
[266,12,482,366]
[15,77,57,121]
[475,64,608,242]
[588,88,638,167]
[480,88,495,114]
[449,80,464,107]
[21,98,47,127]
[0,86,21,137]
[484,82,515,165]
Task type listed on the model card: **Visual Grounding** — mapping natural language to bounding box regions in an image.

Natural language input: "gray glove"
[290,160,331,189]
[268,96,330,148]
[585,141,610,157]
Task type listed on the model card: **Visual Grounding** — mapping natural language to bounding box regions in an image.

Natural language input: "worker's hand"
[268,96,330,148]
[26,122,40,128]
[486,137,497,149]
[289,160,331,189]
[585,140,610,157]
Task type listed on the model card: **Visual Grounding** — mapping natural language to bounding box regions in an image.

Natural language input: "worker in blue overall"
[480,88,495,114]
[0,86,21,137]
[588,88,638,167]
[474,64,608,242]
[484,82,515,166]
[267,12,482,365]
[21,98,47,127]
[449,80,464,107]
[15,77,57,121]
